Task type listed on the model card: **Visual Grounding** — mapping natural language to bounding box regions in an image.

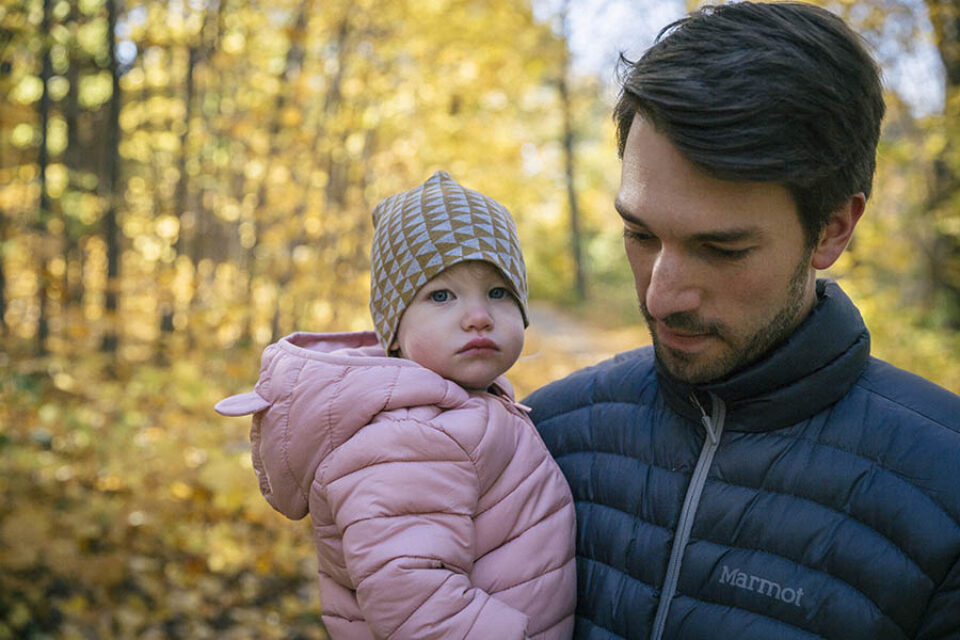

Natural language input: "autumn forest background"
[2,0,959,637]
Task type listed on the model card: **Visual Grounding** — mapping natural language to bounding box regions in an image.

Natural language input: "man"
[524,3,960,639]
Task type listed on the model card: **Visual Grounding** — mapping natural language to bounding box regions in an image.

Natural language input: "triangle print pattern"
[369,170,528,351]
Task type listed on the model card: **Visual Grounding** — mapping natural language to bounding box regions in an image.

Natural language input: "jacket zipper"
[650,392,726,640]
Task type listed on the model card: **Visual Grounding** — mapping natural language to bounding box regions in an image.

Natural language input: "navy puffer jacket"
[525,281,960,640]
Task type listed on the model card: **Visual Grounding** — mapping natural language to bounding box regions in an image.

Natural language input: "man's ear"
[811,193,866,270]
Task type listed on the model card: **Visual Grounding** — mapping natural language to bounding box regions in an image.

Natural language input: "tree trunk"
[158,45,197,353]
[322,14,352,214]
[248,0,310,342]
[101,0,121,354]
[35,0,53,355]
[0,213,7,337]
[174,45,196,258]
[558,0,586,301]
[63,0,82,309]
[922,0,960,326]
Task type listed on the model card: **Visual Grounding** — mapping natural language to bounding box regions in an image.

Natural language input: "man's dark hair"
[613,2,885,246]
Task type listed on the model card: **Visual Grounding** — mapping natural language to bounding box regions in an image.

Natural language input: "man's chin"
[654,342,737,385]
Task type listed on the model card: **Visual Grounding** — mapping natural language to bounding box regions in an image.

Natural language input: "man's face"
[617,117,818,384]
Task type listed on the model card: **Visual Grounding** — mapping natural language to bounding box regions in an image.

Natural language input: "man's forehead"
[617,121,798,238]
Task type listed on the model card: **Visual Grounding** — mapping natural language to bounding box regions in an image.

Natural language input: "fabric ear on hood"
[215,391,270,416]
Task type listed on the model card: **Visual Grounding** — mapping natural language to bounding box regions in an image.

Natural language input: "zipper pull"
[689,392,719,446]
[487,386,532,414]
[513,401,532,413]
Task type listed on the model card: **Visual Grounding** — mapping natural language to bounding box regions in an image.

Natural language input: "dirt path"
[508,301,651,397]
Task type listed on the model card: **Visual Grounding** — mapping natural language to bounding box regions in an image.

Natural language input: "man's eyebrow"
[615,198,762,243]
[692,228,761,243]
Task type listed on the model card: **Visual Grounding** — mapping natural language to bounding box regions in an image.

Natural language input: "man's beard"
[641,252,812,384]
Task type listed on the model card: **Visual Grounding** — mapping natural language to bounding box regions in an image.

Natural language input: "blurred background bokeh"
[2,0,958,637]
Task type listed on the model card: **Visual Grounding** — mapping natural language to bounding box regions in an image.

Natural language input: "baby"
[216,171,576,639]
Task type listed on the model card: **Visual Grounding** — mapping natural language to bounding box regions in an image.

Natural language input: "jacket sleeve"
[916,555,960,640]
[321,417,529,640]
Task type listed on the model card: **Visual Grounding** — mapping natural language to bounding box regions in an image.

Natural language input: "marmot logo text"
[719,565,805,607]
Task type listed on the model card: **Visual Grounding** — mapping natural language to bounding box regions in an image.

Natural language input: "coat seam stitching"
[474,454,553,518]
[575,518,915,638]
[324,457,472,485]
[474,501,572,564]
[379,567,454,638]
[669,585,832,640]
[578,556,834,640]
[386,415,483,496]
[708,477,941,587]
[331,414,482,504]
[487,556,572,594]
[556,441,952,583]
[854,378,959,433]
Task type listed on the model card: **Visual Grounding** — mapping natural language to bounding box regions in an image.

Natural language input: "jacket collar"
[656,280,870,432]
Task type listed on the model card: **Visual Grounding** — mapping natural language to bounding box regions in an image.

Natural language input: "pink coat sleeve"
[321,417,529,639]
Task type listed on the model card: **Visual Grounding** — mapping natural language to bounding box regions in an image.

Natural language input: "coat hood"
[215,331,513,519]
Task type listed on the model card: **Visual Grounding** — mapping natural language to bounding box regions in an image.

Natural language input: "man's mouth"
[654,321,715,353]
[640,305,719,353]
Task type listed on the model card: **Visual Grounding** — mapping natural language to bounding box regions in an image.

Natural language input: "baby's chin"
[451,370,507,392]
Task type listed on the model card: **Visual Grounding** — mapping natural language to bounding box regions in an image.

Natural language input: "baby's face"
[391,261,525,390]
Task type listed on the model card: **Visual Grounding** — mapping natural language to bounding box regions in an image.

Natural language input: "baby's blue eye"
[489,287,508,299]
[429,290,450,302]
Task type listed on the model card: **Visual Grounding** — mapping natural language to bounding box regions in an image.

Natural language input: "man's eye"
[489,287,508,299]
[707,245,751,259]
[623,228,654,243]
[429,290,450,302]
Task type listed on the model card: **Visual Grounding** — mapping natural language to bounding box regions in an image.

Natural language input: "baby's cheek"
[410,336,446,367]
[410,334,433,353]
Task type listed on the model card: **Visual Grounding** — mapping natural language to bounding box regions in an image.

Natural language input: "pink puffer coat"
[216,331,576,639]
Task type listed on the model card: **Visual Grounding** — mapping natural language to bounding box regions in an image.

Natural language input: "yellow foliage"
[78,71,113,109]
[10,74,43,104]
[1,0,959,632]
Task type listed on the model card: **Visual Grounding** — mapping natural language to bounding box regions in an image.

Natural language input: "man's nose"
[644,251,701,320]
